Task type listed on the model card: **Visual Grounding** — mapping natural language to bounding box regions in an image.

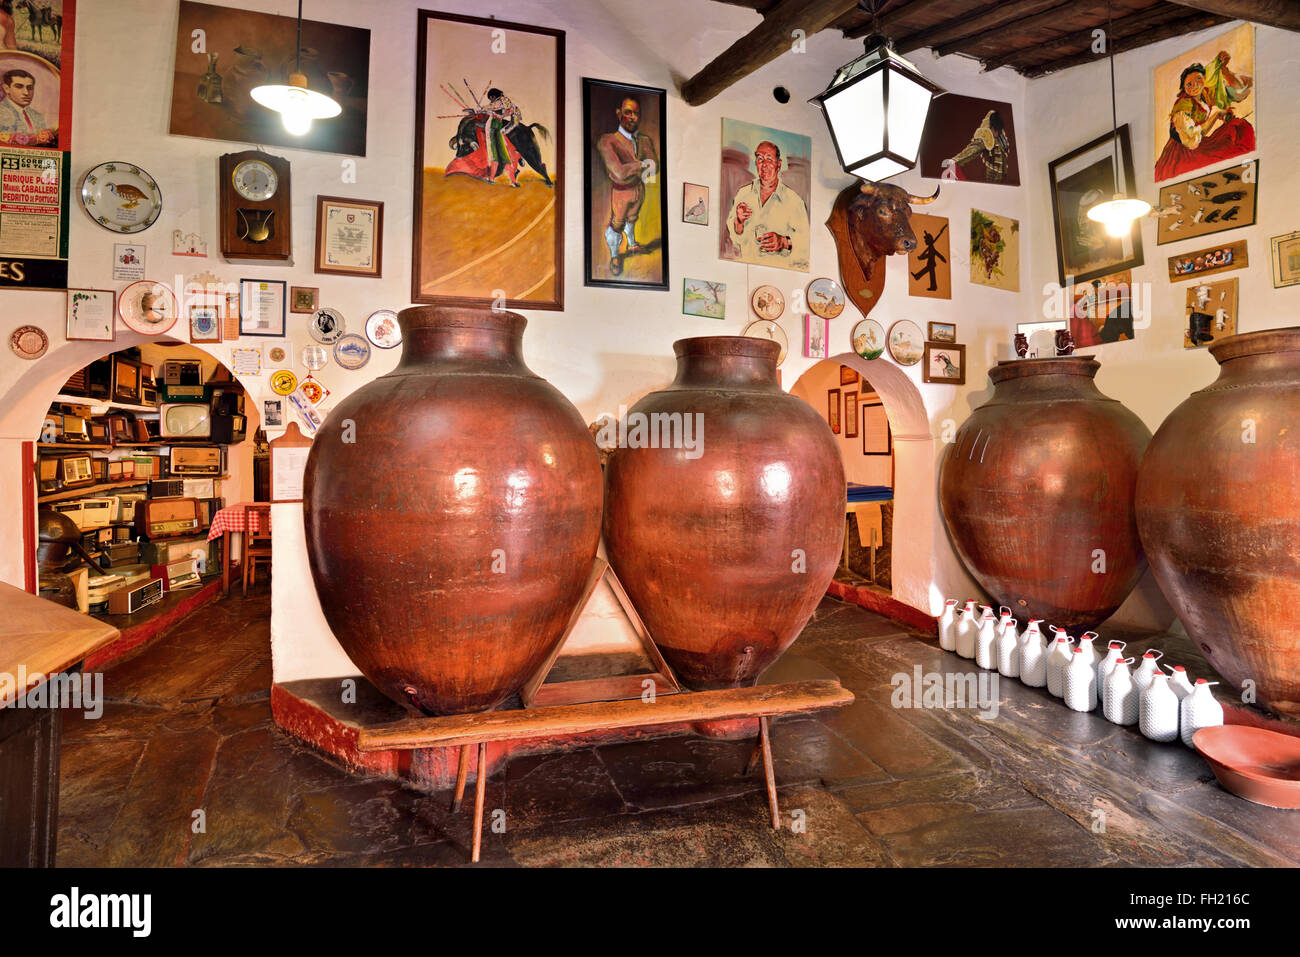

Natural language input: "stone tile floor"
[57,581,1300,867]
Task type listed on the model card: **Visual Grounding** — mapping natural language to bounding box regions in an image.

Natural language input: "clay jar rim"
[673,335,781,362]
[1208,326,1300,365]
[988,355,1100,385]
[397,304,527,336]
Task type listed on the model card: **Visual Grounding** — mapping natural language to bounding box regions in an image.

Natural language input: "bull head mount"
[826,180,941,317]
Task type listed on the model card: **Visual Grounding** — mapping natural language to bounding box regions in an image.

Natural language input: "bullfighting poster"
[413,10,563,310]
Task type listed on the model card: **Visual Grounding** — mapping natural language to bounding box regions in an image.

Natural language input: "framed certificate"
[66,289,117,342]
[315,195,383,278]
[239,279,287,337]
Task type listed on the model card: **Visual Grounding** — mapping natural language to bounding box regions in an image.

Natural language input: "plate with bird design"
[79,162,163,234]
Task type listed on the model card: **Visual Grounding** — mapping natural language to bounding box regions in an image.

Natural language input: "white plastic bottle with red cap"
[938,599,959,652]
[996,616,1020,678]
[1139,671,1180,742]
[1064,647,1098,712]
[1102,656,1139,725]
[954,600,978,659]
[975,607,998,669]
[1179,679,1223,747]
[1017,619,1047,687]
[1132,650,1164,694]
[1077,631,1103,673]
[1097,641,1126,715]
[1167,664,1195,701]
[1045,628,1074,698]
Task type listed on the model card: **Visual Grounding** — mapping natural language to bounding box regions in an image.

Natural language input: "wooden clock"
[219,150,291,261]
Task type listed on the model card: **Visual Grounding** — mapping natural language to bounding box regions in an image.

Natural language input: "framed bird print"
[923,342,966,385]
[413,11,564,310]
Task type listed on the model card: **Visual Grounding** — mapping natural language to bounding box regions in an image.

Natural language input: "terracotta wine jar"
[303,307,603,715]
[938,356,1151,632]
[1136,328,1300,718]
[603,337,844,690]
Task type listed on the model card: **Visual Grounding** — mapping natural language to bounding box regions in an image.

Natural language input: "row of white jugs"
[939,600,1223,746]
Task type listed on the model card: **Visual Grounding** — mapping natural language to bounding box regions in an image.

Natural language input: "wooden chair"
[241,504,273,597]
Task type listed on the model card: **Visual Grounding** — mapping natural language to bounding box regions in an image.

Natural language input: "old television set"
[134,497,203,540]
[160,403,211,439]
[112,356,143,405]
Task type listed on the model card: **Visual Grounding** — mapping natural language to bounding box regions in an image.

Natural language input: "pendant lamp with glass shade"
[810,3,943,182]
[1087,0,1151,237]
[250,0,341,136]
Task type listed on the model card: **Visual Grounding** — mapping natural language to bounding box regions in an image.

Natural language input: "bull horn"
[858,180,879,196]
[906,184,941,205]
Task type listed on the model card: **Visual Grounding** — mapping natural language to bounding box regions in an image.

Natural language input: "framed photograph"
[413,10,563,310]
[844,391,859,438]
[583,78,667,289]
[65,289,116,342]
[290,286,320,314]
[840,365,858,386]
[827,388,841,435]
[923,342,967,385]
[1048,126,1144,285]
[719,117,812,272]
[239,279,287,337]
[315,196,384,278]
[1156,159,1257,245]
[1271,231,1300,288]
[928,321,956,343]
[805,314,829,359]
[169,1,371,156]
[263,398,284,429]
[861,401,892,456]
[189,304,222,343]
[683,183,708,225]
[682,278,725,318]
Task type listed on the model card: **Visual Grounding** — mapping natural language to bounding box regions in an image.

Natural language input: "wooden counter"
[0,581,120,867]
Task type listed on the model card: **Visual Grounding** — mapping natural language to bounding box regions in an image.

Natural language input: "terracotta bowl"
[1193,725,1300,810]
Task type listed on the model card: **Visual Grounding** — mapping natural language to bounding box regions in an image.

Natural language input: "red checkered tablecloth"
[207,502,269,541]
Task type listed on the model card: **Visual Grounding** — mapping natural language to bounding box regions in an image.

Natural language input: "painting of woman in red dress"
[1154,52,1254,182]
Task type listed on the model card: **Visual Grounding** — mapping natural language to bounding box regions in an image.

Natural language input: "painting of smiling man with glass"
[719,118,811,272]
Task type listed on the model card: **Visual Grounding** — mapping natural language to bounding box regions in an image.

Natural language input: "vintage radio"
[143,419,161,440]
[57,454,97,489]
[210,414,246,444]
[170,445,223,475]
[107,460,123,480]
[160,402,211,439]
[81,527,114,552]
[111,523,134,543]
[81,498,116,529]
[151,557,202,592]
[107,577,164,615]
[140,536,212,569]
[150,479,184,498]
[105,414,134,444]
[212,389,244,416]
[59,402,94,418]
[133,454,163,478]
[87,420,109,444]
[182,478,215,499]
[134,497,202,540]
[160,383,211,403]
[36,457,61,493]
[132,419,151,443]
[141,383,160,407]
[111,355,143,405]
[90,457,110,482]
[114,492,146,523]
[59,414,90,443]
[88,573,125,610]
[162,359,203,386]
[100,541,141,567]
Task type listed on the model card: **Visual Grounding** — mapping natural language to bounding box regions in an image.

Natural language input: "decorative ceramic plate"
[300,379,325,404]
[750,285,784,322]
[301,344,328,371]
[852,318,885,361]
[333,333,371,370]
[887,319,924,366]
[267,344,289,367]
[742,319,787,366]
[365,309,401,349]
[80,162,163,234]
[309,307,346,344]
[270,369,298,396]
[807,277,846,319]
[118,280,179,335]
[9,324,48,359]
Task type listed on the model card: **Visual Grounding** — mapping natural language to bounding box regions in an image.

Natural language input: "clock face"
[232,160,278,202]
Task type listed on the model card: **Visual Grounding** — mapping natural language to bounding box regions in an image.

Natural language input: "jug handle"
[1147,649,1164,661]
[1081,631,1099,641]
[999,605,1012,617]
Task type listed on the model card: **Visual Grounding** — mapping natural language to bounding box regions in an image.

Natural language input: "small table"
[844,485,893,580]
[207,502,269,595]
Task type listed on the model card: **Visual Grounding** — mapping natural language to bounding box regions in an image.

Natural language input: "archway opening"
[790,354,934,616]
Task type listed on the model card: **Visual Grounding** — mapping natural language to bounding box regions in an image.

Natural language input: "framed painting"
[1156,159,1257,245]
[583,78,666,289]
[804,313,829,358]
[683,183,708,225]
[1048,126,1144,286]
[918,94,1020,186]
[1271,231,1300,289]
[682,278,725,318]
[827,388,840,435]
[970,209,1019,292]
[169,1,370,156]
[840,365,858,386]
[922,342,966,385]
[719,118,811,272]
[844,391,858,438]
[1153,24,1255,182]
[315,195,383,278]
[413,11,563,310]
[908,214,951,299]
[1070,270,1135,347]
[65,289,115,342]
[861,401,892,456]
[928,321,956,343]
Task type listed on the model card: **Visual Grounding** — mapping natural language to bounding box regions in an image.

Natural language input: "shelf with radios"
[37,353,250,618]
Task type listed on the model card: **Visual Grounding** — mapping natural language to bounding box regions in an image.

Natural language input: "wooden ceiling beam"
[842,0,942,39]
[681,0,861,106]
[934,0,1079,57]
[1166,0,1300,31]
[1021,11,1230,76]
[889,0,1066,53]
[981,3,1186,72]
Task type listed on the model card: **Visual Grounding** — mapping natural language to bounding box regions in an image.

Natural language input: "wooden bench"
[358,679,854,862]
